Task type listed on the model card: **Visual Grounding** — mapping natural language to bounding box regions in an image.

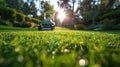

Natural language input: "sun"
[57,9,66,21]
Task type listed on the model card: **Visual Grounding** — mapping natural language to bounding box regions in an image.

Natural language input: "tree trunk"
[72,0,75,12]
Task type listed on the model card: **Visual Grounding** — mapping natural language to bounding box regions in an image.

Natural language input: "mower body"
[38,18,55,30]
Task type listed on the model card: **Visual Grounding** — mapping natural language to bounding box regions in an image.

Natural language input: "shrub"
[74,24,85,30]
[85,25,96,30]
[110,19,118,24]
[100,18,118,24]
[13,21,32,28]
[102,23,114,30]
[100,19,110,24]
[0,19,11,25]
[113,24,120,30]
[100,19,116,30]
[24,21,36,28]
[21,22,31,27]
[16,13,25,22]
[0,19,6,25]
[13,22,22,27]
[84,24,104,30]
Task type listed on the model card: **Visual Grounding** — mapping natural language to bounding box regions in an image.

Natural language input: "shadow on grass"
[80,29,120,35]
[0,27,38,31]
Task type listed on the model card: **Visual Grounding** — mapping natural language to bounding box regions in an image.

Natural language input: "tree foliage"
[5,0,24,12]
[39,1,54,20]
[58,0,71,10]
[22,2,31,15]
[5,0,37,18]
[76,0,120,25]
[0,0,6,6]
[58,0,78,28]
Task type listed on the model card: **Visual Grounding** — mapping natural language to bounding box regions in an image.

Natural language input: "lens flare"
[57,10,66,21]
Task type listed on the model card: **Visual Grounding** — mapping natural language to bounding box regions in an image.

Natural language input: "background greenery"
[0,0,120,67]
[0,0,120,30]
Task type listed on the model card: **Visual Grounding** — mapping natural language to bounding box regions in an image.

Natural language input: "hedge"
[16,13,25,22]
[0,6,42,26]
[0,6,16,23]
[25,16,32,21]
[31,18,42,24]
[7,7,16,23]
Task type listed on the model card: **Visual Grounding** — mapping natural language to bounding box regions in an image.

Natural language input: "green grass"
[0,26,120,67]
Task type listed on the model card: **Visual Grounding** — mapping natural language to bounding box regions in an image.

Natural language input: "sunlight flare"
[57,9,66,21]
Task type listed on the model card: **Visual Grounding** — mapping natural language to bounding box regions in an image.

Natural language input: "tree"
[72,0,75,11]
[75,0,118,25]
[72,0,120,26]
[43,1,54,12]
[18,0,24,12]
[39,1,54,20]
[22,0,38,18]
[78,0,93,24]
[22,2,31,15]
[115,0,120,8]
[58,0,71,10]
[100,0,117,12]
[0,0,6,6]
[29,0,37,18]
[58,0,76,28]
[5,0,24,12]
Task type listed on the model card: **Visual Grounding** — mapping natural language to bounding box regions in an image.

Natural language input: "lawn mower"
[38,11,56,30]
[38,18,55,30]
